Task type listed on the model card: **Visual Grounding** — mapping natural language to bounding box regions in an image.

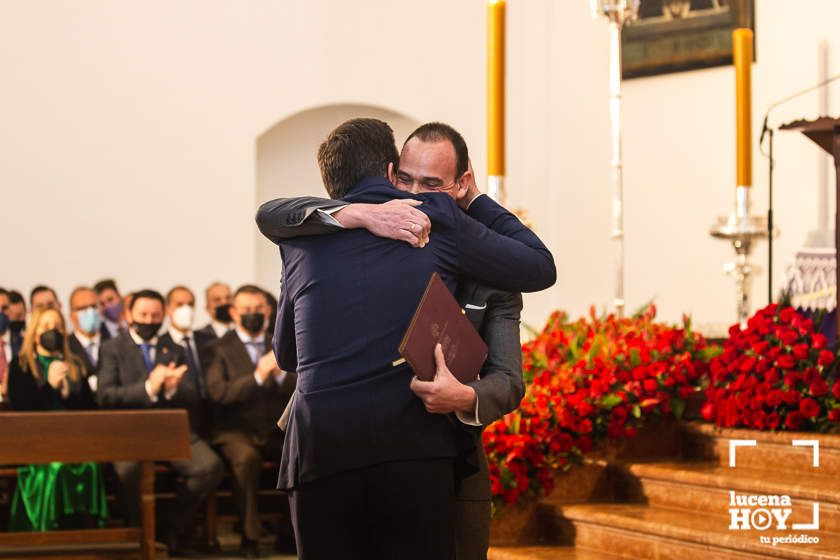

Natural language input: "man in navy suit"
[258,118,555,560]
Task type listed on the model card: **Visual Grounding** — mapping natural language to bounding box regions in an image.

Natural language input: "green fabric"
[9,462,108,531]
[10,354,108,531]
[35,354,57,380]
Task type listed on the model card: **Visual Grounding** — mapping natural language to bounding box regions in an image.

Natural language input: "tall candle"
[488,0,505,177]
[733,28,753,187]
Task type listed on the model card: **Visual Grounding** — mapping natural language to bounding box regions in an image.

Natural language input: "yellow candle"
[733,28,752,187]
[488,0,505,177]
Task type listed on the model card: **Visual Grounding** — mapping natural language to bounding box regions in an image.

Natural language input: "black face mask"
[10,320,25,334]
[133,322,162,342]
[214,304,232,323]
[39,328,64,353]
[240,313,265,335]
[0,312,8,335]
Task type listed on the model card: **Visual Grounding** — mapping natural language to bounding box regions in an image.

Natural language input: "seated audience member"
[198,282,234,339]
[30,285,60,312]
[67,286,104,393]
[0,288,10,399]
[206,285,296,557]
[7,290,26,355]
[93,278,127,339]
[7,307,106,530]
[160,285,214,436]
[97,289,223,554]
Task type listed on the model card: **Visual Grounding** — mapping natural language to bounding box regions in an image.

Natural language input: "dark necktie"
[246,340,265,365]
[182,335,205,397]
[140,343,154,373]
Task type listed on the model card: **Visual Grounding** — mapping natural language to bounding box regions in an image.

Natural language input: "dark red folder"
[399,272,488,383]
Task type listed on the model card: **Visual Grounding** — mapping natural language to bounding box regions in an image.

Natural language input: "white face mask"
[172,305,195,331]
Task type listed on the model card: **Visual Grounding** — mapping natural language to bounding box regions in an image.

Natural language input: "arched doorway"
[255,104,420,291]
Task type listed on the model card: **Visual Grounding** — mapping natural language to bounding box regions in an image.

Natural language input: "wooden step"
[681,422,840,477]
[619,460,840,531]
[554,503,840,560]
[489,545,622,560]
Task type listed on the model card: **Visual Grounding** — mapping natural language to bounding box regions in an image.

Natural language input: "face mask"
[39,328,64,353]
[172,305,195,330]
[77,307,102,335]
[214,304,232,323]
[10,320,25,334]
[240,313,265,335]
[133,322,162,341]
[103,301,123,322]
[0,312,8,335]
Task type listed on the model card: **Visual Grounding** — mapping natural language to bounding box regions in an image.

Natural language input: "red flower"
[779,329,798,346]
[700,401,715,421]
[792,344,810,360]
[812,333,828,350]
[785,411,805,430]
[829,408,840,423]
[799,398,821,419]
[777,355,796,369]
[833,381,840,399]
[779,307,796,324]
[810,377,829,397]
[818,350,835,367]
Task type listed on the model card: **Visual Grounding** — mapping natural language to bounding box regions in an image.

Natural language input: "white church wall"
[1,0,839,330]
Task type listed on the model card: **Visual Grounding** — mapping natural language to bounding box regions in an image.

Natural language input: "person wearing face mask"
[67,287,105,394]
[93,278,127,340]
[97,289,223,556]
[6,307,106,531]
[6,290,27,356]
[197,282,234,340]
[159,285,215,437]
[205,285,296,558]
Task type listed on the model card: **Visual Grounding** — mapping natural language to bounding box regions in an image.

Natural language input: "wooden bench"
[0,410,190,560]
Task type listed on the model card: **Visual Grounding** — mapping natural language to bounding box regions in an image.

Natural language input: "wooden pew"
[0,410,190,560]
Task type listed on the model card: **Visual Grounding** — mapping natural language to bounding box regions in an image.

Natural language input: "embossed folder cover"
[399,272,487,383]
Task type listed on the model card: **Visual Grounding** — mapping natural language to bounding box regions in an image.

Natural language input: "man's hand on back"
[333,199,431,248]
[409,344,477,414]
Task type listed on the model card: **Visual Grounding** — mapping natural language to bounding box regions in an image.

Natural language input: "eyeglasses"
[395,171,459,192]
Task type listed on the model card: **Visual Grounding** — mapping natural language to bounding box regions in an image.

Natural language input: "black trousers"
[289,458,456,560]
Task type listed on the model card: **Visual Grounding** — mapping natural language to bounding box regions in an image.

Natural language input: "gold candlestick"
[487,0,506,203]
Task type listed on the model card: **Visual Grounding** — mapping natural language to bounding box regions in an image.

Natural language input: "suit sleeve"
[466,292,525,424]
[96,342,152,408]
[256,197,349,244]
[454,198,556,293]
[205,346,260,405]
[273,260,298,373]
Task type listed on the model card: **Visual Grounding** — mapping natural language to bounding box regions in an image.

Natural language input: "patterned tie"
[140,343,154,372]
[182,335,205,397]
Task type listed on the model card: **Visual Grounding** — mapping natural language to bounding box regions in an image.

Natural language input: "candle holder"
[710,187,769,326]
[591,0,640,318]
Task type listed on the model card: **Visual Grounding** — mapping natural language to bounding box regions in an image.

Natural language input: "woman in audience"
[6,308,107,530]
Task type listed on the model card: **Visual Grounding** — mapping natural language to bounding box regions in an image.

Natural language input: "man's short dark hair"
[0,287,7,297]
[93,278,119,295]
[317,118,399,199]
[404,122,469,179]
[29,285,58,306]
[234,284,268,303]
[8,290,24,305]
[166,285,195,305]
[130,289,165,311]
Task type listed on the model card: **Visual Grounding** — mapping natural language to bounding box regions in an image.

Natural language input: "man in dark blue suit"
[258,118,555,560]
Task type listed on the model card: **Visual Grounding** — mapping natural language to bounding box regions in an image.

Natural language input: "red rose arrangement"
[702,304,840,432]
[484,306,717,510]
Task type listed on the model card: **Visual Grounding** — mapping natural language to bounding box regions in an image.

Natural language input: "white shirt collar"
[211,320,232,339]
[235,327,265,345]
[167,327,194,344]
[1,330,9,344]
[73,330,101,346]
[129,328,158,347]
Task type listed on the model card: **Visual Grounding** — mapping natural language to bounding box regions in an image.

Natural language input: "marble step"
[488,546,622,560]
[555,503,840,560]
[681,422,840,477]
[621,460,840,531]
